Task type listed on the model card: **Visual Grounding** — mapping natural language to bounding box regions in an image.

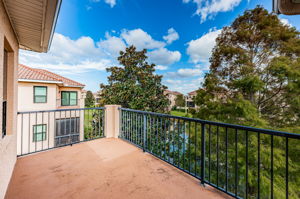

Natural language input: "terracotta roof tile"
[18,64,85,87]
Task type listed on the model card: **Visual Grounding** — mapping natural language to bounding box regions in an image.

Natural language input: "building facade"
[17,65,86,155]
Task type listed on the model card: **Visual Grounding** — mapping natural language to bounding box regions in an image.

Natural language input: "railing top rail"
[120,108,300,139]
[18,107,106,114]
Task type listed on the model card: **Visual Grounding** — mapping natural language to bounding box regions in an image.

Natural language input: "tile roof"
[164,90,183,96]
[18,64,85,87]
[188,90,198,96]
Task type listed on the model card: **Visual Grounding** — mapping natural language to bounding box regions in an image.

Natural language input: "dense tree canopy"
[100,46,169,113]
[85,90,95,107]
[195,6,300,128]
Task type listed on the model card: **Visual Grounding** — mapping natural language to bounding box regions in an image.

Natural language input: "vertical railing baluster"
[48,112,50,149]
[35,112,37,152]
[258,132,260,199]
[195,122,198,176]
[69,110,72,144]
[271,134,274,199]
[168,118,171,162]
[28,113,30,153]
[164,117,167,160]
[149,116,152,152]
[246,131,249,199]
[99,109,102,137]
[235,129,238,197]
[201,123,205,185]
[286,137,289,199]
[183,121,186,170]
[143,114,147,152]
[208,125,211,182]
[217,126,219,187]
[42,112,44,150]
[177,119,180,167]
[65,111,67,144]
[188,121,191,173]
[225,127,228,192]
[21,114,23,155]
[102,109,105,137]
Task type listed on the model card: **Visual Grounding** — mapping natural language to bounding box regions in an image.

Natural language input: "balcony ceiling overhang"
[2,0,61,53]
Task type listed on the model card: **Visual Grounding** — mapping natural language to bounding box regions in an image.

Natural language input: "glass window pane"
[33,125,46,142]
[70,92,77,105]
[35,125,43,133]
[62,92,70,106]
[35,87,46,95]
[35,96,46,103]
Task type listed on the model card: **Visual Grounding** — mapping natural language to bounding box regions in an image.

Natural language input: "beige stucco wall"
[18,82,57,111]
[0,1,19,198]
[105,105,121,138]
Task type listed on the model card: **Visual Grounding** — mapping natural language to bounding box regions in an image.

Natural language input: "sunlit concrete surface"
[5,138,229,199]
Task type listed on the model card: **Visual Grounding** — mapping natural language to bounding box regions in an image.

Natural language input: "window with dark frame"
[2,50,8,138]
[33,124,47,142]
[61,91,78,106]
[34,86,47,103]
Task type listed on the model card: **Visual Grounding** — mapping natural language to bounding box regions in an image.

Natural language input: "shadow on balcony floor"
[5,138,229,199]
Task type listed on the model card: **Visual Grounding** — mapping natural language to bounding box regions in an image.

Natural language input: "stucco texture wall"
[0,1,19,198]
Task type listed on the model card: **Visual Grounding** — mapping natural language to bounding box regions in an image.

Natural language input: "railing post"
[104,105,121,138]
[201,123,205,185]
[143,114,147,152]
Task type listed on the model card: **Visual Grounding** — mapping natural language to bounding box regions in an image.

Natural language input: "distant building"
[186,90,198,108]
[164,90,183,110]
[93,92,102,106]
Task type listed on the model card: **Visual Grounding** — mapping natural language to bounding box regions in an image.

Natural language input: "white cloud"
[20,33,112,74]
[121,29,166,50]
[186,28,221,64]
[91,0,116,8]
[164,77,204,94]
[155,65,168,70]
[20,29,181,75]
[166,68,202,78]
[97,33,126,57]
[195,64,209,71]
[183,0,242,23]
[163,28,179,44]
[280,18,292,27]
[104,0,116,7]
[148,48,181,65]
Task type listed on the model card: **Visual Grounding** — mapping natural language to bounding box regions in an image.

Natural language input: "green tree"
[195,6,300,128]
[175,94,185,107]
[85,90,95,107]
[193,6,300,198]
[100,46,169,113]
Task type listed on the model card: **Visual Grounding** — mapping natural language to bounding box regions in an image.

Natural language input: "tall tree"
[195,6,300,128]
[175,94,185,107]
[85,91,95,107]
[100,46,169,113]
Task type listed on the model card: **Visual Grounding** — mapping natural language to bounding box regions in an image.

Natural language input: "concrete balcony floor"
[5,138,229,199]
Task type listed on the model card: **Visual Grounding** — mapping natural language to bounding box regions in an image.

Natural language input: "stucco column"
[105,105,121,138]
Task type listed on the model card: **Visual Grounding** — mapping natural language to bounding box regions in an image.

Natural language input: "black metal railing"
[17,107,105,156]
[2,100,7,138]
[119,108,300,199]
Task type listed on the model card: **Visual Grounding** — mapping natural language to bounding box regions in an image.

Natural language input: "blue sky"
[20,0,300,94]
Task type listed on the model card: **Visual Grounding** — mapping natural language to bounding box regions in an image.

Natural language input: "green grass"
[170,111,192,118]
